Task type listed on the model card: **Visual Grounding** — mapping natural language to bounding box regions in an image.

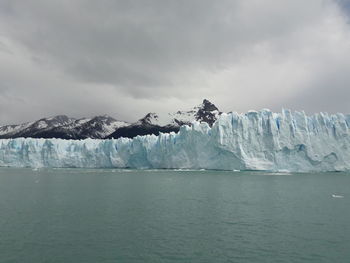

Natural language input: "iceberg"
[1,109,350,172]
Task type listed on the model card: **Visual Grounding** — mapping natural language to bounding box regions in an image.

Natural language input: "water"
[0,168,349,263]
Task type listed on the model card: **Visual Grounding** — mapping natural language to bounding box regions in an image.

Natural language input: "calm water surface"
[0,168,349,263]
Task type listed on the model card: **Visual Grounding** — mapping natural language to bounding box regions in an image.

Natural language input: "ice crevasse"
[1,109,350,172]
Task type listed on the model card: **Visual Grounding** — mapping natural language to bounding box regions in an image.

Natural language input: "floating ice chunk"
[332,194,344,198]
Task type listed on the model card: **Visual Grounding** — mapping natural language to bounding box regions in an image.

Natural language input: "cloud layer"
[0,0,350,124]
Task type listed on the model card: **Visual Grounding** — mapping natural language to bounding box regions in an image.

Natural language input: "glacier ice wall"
[1,109,350,172]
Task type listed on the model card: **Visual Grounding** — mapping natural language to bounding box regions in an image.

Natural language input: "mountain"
[0,115,74,139]
[0,99,221,139]
[142,99,220,127]
[0,115,129,139]
[107,99,221,139]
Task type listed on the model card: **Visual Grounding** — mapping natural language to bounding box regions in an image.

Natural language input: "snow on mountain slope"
[0,122,34,136]
[72,115,129,139]
[1,109,350,172]
[0,99,218,139]
[0,115,73,138]
[0,115,129,139]
[137,99,221,127]
[107,99,221,139]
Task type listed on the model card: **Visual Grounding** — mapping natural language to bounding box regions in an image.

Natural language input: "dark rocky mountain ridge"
[0,99,221,140]
[107,99,221,139]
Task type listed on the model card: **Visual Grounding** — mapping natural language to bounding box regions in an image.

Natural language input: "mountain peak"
[90,115,116,123]
[44,115,72,122]
[201,99,219,112]
[138,113,159,125]
[33,115,74,129]
[195,99,220,126]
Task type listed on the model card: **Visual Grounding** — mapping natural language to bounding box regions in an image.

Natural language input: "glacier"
[1,109,350,172]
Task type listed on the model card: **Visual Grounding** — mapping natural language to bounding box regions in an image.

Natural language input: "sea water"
[0,168,349,262]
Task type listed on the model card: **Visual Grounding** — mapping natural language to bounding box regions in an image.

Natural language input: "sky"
[0,0,350,125]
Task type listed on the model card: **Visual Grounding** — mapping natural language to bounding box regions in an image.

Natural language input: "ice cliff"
[1,109,350,172]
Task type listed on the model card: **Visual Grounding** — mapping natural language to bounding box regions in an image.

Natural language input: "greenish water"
[0,168,349,263]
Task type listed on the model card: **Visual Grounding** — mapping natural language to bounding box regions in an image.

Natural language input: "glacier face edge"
[1,110,350,172]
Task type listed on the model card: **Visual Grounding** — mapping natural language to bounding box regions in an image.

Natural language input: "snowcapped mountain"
[135,99,220,127]
[0,99,220,139]
[70,115,129,139]
[0,115,129,139]
[0,115,74,138]
[107,99,221,139]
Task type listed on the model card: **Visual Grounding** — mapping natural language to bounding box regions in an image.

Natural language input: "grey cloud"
[337,0,350,13]
[0,1,328,84]
[0,0,350,124]
[283,58,350,113]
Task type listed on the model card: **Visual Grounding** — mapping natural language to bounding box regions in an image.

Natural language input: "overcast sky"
[0,0,350,124]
